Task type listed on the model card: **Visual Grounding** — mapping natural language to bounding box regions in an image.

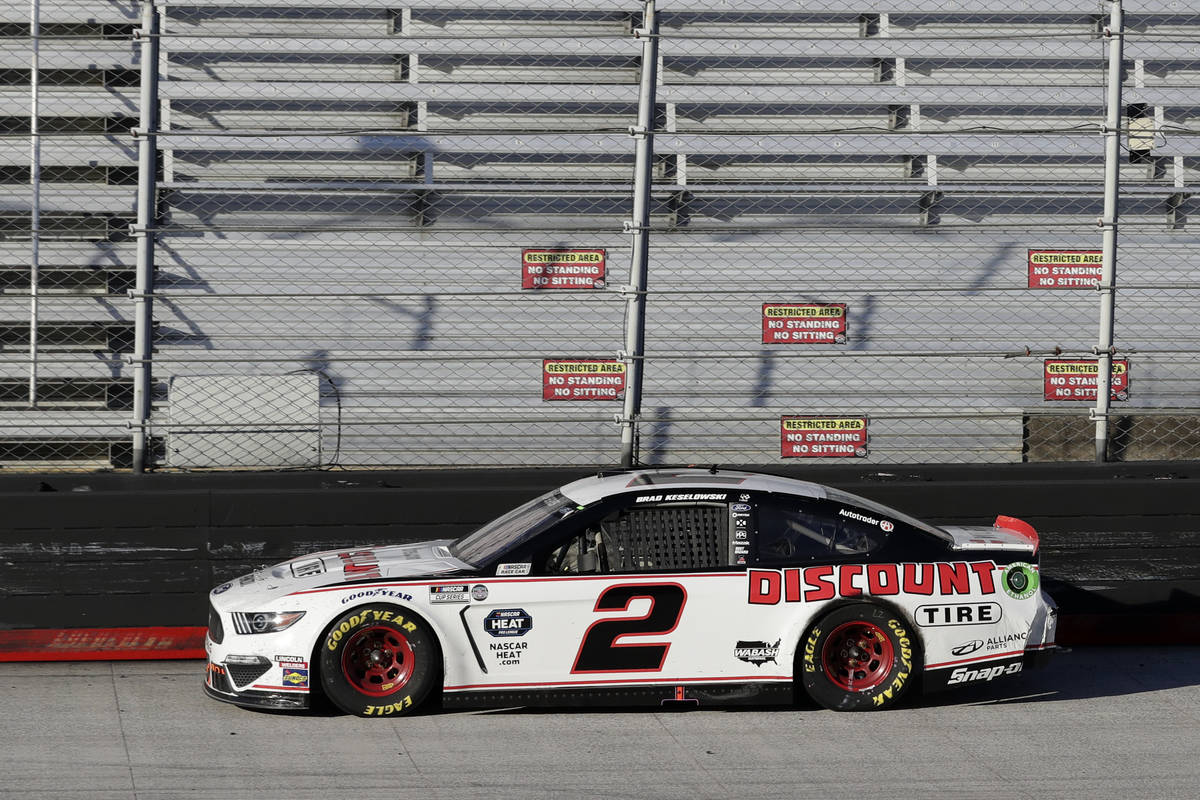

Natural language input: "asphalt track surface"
[3,647,1197,800]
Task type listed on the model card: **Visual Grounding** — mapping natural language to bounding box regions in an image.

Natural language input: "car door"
[460,492,751,689]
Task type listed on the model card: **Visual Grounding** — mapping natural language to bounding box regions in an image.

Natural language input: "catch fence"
[2,0,1198,470]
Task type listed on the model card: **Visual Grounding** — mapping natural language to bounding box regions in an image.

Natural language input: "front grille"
[226,659,271,688]
[207,604,224,645]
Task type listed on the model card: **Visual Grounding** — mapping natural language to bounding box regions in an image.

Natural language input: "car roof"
[558,468,829,507]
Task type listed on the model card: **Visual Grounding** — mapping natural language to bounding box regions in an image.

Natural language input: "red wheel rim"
[821,620,895,692]
[341,625,415,697]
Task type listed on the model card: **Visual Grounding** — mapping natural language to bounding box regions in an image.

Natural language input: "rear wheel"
[799,602,917,711]
[319,605,439,717]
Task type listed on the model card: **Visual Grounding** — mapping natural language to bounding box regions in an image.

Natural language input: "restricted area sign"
[1027,250,1102,289]
[522,249,606,289]
[543,359,626,401]
[1043,359,1129,401]
[780,416,868,458]
[762,303,847,344]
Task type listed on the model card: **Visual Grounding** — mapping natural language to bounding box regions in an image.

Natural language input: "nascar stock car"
[204,468,1057,716]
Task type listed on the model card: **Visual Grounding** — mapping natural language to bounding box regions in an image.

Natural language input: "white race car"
[204,468,1057,715]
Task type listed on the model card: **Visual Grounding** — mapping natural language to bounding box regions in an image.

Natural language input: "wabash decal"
[748,561,999,605]
[338,550,382,581]
[572,583,686,674]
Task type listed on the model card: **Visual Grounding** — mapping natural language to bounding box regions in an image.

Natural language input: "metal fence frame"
[6,0,1199,471]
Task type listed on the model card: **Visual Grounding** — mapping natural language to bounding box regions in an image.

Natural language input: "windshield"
[825,487,953,543]
[451,489,576,567]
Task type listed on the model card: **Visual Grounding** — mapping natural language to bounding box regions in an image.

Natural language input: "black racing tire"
[318,605,440,717]
[799,602,918,712]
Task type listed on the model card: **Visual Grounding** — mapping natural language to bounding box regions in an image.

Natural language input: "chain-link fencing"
[1,0,1197,470]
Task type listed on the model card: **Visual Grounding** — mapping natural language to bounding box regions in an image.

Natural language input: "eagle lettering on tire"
[799,603,917,711]
[319,605,439,717]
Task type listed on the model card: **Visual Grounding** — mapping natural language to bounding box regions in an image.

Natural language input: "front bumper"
[205,661,310,711]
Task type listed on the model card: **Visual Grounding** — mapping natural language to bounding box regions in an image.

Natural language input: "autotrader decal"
[748,561,999,604]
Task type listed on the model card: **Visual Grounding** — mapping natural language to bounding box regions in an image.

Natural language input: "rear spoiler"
[994,515,1039,554]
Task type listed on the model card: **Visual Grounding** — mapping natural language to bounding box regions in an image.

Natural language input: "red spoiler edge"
[994,515,1040,552]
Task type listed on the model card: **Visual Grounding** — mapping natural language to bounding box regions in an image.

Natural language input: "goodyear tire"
[319,605,439,717]
[799,602,917,712]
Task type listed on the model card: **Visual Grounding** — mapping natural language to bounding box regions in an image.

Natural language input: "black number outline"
[571,583,687,674]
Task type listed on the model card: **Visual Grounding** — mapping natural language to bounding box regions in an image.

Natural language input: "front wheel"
[318,605,440,717]
[799,602,917,711]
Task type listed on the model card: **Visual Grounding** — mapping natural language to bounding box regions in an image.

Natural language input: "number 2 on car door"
[571,583,687,673]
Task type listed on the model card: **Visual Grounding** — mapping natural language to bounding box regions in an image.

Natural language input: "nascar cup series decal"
[429,584,470,604]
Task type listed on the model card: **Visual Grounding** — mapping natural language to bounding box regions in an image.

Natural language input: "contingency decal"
[429,584,470,604]
[734,639,781,667]
[950,631,1028,657]
[915,603,1003,627]
[1001,562,1039,600]
[281,668,310,689]
[838,507,895,532]
[496,563,532,576]
[748,561,1000,605]
[484,609,532,637]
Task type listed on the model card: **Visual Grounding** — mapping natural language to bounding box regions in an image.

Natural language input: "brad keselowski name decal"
[636,493,728,503]
[748,561,1000,604]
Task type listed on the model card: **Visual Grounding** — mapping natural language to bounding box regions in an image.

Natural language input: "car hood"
[209,540,473,607]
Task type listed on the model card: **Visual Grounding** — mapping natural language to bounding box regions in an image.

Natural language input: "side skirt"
[441,681,796,710]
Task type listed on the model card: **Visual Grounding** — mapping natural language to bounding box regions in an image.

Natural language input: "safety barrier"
[0,462,1196,659]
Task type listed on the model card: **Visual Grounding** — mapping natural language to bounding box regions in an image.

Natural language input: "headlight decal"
[231,611,306,635]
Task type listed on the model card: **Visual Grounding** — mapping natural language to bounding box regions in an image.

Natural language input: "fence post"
[132,0,160,473]
[28,0,39,407]
[619,0,659,469]
[1094,0,1124,462]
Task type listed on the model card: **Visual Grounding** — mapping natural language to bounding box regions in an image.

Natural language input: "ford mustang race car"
[205,468,1057,716]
